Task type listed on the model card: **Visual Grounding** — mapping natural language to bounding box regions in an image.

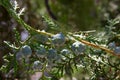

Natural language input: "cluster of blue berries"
[15,32,87,74]
[108,41,120,54]
[16,32,87,63]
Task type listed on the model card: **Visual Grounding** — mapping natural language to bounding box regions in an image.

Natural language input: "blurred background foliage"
[31,0,100,31]
[27,0,120,31]
[0,0,120,79]
[50,0,99,31]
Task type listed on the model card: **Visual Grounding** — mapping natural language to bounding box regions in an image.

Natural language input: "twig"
[67,35,120,58]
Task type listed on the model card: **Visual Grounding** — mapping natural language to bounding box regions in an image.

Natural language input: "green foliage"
[0,0,120,80]
[50,0,100,31]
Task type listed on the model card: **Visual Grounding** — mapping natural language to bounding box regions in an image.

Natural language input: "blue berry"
[33,60,42,70]
[36,45,46,58]
[33,34,48,43]
[47,49,62,63]
[108,42,116,50]
[61,49,70,55]
[21,45,32,58]
[71,41,86,54]
[60,49,71,60]
[33,61,41,66]
[47,49,57,60]
[114,47,120,54]
[16,51,23,61]
[44,71,51,78]
[47,51,61,67]
[51,33,65,46]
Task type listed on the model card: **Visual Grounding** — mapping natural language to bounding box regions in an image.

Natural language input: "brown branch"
[68,35,120,58]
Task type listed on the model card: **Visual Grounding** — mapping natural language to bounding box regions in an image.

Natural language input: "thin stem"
[67,35,120,58]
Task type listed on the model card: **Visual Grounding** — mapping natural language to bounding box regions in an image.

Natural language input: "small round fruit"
[47,49,57,60]
[114,47,120,54]
[36,45,46,58]
[33,34,48,43]
[47,49,62,62]
[16,51,23,61]
[61,49,70,55]
[60,49,71,60]
[44,71,51,78]
[33,60,42,70]
[51,32,65,46]
[21,45,32,58]
[71,41,86,54]
[108,41,116,50]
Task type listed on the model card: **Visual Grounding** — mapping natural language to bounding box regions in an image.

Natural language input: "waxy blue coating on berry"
[33,60,42,70]
[33,61,41,66]
[61,49,70,55]
[21,45,32,58]
[33,34,48,43]
[51,33,65,46]
[47,49,61,62]
[36,45,46,58]
[114,47,120,54]
[47,49,57,60]
[108,42,116,50]
[16,51,23,61]
[71,41,86,54]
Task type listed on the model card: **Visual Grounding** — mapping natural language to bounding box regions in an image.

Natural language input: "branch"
[67,35,120,58]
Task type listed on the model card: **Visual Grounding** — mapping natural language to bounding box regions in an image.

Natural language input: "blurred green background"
[30,0,100,31]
